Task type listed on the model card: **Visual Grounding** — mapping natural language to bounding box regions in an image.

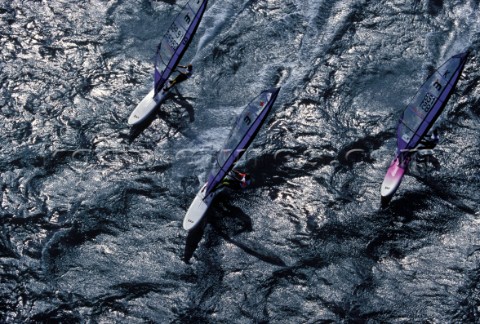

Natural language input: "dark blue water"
[1,0,480,322]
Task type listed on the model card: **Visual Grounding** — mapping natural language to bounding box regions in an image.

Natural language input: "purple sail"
[396,52,469,157]
[205,88,281,197]
[153,0,208,95]
[381,51,469,207]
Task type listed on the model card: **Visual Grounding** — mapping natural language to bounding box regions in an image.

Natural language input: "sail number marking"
[420,92,436,113]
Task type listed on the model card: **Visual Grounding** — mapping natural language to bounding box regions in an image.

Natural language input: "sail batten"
[204,88,281,197]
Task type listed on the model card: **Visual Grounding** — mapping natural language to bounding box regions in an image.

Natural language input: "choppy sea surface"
[1,0,480,322]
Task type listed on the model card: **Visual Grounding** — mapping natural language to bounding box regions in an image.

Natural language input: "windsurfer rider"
[216,170,252,191]
[415,129,440,170]
[163,64,193,91]
[416,129,439,151]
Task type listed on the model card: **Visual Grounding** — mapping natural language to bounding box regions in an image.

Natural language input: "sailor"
[164,64,193,91]
[415,129,440,170]
[221,170,252,189]
[416,129,439,151]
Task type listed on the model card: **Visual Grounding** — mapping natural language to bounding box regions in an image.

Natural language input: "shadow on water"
[380,167,476,214]
[381,191,431,218]
[128,113,157,143]
[182,192,237,263]
[183,216,207,263]
[183,191,286,266]
[215,231,287,267]
[128,88,195,143]
[156,0,177,5]
[337,131,392,168]
[366,195,432,261]
[411,172,476,215]
[368,178,476,261]
[170,88,195,123]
